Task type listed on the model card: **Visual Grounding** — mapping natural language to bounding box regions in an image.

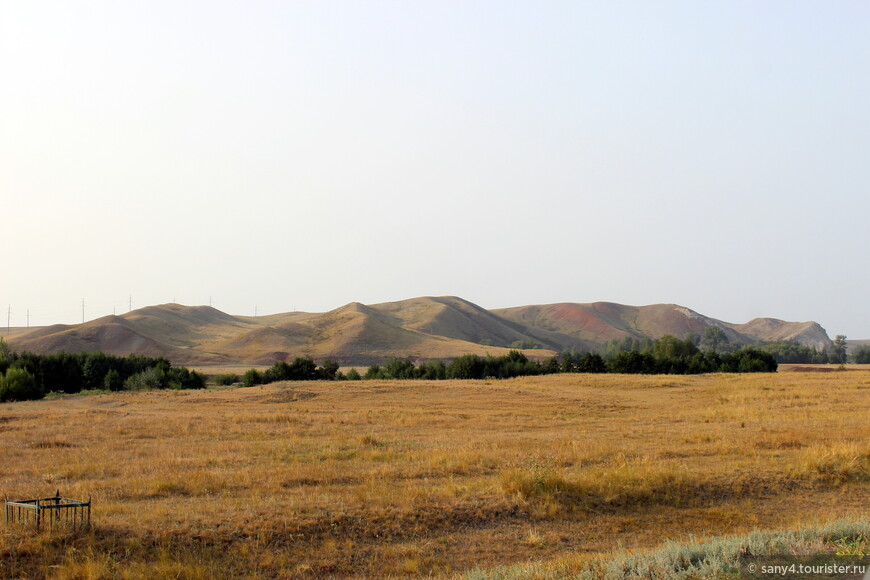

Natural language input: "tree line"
[235,336,777,387]
[240,358,340,387]
[754,335,870,365]
[14,328,870,400]
[605,328,857,365]
[0,340,204,402]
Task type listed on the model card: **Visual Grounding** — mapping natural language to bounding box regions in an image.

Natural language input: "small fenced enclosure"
[4,490,91,530]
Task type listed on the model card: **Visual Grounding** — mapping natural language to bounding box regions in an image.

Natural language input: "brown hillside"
[2,298,832,365]
[368,296,553,348]
[122,304,249,346]
[490,302,636,344]
[10,317,227,363]
[633,304,749,345]
[731,318,833,351]
[208,326,308,364]
[204,301,557,366]
[494,302,827,350]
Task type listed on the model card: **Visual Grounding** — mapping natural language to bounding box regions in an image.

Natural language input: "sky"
[1,1,869,338]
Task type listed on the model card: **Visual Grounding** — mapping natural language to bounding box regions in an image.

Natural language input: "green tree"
[734,348,778,373]
[649,335,699,360]
[287,357,318,380]
[544,357,560,374]
[701,326,729,352]
[604,336,652,357]
[559,351,577,373]
[850,344,870,364]
[214,373,239,386]
[103,369,124,391]
[758,341,824,364]
[577,352,607,373]
[125,367,168,390]
[242,369,262,387]
[382,356,416,379]
[832,335,848,364]
[509,338,538,350]
[447,354,485,379]
[418,360,446,380]
[319,360,340,380]
[607,351,654,374]
[364,364,382,380]
[166,367,205,389]
[0,337,11,363]
[0,367,43,402]
[345,368,361,381]
[82,353,112,390]
[263,361,291,382]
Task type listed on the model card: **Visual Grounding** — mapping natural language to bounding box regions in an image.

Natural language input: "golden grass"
[0,372,868,578]
[794,442,870,484]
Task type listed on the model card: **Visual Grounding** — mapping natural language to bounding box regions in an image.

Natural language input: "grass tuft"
[464,517,870,579]
[501,460,709,512]
[794,441,870,484]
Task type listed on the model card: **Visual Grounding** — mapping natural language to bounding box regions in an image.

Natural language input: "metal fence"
[4,490,91,530]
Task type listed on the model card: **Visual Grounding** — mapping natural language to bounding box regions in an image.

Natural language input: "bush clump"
[0,367,43,402]
[214,373,239,386]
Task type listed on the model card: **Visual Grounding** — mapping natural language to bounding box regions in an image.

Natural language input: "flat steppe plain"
[1,372,868,578]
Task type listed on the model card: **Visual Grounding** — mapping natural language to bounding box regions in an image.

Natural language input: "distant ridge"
[492,302,833,352]
[3,298,833,365]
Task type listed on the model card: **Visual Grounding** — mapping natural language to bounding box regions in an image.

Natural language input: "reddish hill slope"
[493,302,833,351]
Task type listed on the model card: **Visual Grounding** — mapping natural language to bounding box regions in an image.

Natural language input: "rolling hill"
[493,302,833,352]
[2,297,834,365]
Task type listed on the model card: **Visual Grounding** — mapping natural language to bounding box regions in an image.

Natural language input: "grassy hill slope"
[3,298,832,365]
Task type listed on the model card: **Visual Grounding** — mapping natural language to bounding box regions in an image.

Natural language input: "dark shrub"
[0,368,43,402]
[214,373,239,386]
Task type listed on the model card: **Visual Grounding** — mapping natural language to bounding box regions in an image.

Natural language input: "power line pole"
[6,305,10,334]
[26,309,30,328]
[129,295,132,312]
[81,299,85,324]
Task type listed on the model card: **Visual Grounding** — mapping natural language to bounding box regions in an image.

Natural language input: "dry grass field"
[1,372,868,578]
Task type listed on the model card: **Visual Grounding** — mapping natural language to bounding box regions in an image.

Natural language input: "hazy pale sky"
[1,1,869,337]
